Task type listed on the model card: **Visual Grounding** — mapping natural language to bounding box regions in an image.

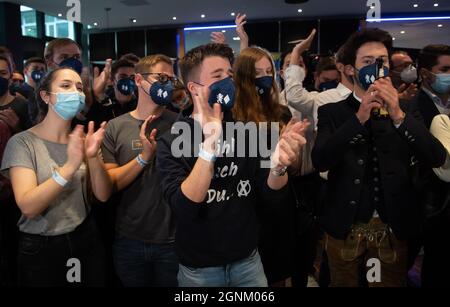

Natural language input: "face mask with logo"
[31,70,46,83]
[356,61,389,90]
[318,80,339,92]
[49,91,86,120]
[400,65,418,84]
[255,76,273,97]
[206,77,235,111]
[0,76,9,96]
[116,78,136,96]
[140,78,174,106]
[59,57,83,75]
[430,72,450,94]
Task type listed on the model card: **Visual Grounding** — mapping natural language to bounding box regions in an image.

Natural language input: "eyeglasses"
[141,72,179,84]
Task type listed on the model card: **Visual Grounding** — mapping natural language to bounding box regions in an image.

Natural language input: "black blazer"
[311,94,446,240]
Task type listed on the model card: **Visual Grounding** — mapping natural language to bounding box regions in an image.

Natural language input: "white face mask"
[400,65,418,84]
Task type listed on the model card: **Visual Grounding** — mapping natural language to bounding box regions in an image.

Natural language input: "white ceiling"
[8,0,450,29]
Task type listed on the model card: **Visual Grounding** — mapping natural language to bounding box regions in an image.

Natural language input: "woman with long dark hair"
[233,47,305,287]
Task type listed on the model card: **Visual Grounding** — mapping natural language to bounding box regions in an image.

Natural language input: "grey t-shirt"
[101,110,177,243]
[1,130,88,236]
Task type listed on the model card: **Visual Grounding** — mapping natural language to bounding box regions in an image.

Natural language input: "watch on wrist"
[271,165,288,177]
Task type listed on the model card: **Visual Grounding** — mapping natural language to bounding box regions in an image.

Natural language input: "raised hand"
[235,13,249,51]
[291,29,317,66]
[140,115,158,162]
[398,83,418,101]
[371,77,405,123]
[66,125,85,172]
[192,85,222,150]
[272,119,310,168]
[211,32,227,45]
[93,59,112,99]
[356,85,384,124]
[85,121,107,159]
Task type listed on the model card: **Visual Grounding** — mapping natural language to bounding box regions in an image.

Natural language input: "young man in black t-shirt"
[156,43,308,287]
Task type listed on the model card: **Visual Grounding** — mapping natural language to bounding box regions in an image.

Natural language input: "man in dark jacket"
[312,28,446,287]
[415,44,450,287]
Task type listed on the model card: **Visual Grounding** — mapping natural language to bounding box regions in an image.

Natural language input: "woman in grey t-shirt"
[1,67,112,286]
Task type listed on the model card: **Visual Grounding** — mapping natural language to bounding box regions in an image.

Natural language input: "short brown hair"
[418,44,450,71]
[135,54,172,75]
[119,53,140,64]
[0,54,13,74]
[111,59,135,81]
[179,43,234,84]
[44,38,81,61]
[316,56,338,75]
[24,57,46,69]
[340,28,392,66]
[0,46,15,73]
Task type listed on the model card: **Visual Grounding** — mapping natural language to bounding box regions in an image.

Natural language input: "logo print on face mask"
[366,74,376,84]
[217,93,231,106]
[157,88,169,99]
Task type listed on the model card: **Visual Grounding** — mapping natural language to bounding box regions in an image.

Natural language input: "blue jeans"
[178,249,268,287]
[113,236,178,287]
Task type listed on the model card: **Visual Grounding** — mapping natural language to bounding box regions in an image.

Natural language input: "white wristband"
[52,169,68,187]
[199,149,216,163]
[136,154,149,168]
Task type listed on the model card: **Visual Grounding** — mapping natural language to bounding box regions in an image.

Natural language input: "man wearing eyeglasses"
[101,54,179,287]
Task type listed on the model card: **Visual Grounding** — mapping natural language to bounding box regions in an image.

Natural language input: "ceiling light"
[201,14,206,18]
[438,24,443,27]
[434,3,439,7]
[172,16,177,20]
[57,13,63,17]
[132,18,137,23]
[233,37,241,41]
[93,22,98,26]
[231,12,235,16]
[413,4,418,8]
[392,37,396,40]
[400,30,405,34]
[298,9,303,13]
[222,30,226,33]
[184,24,236,31]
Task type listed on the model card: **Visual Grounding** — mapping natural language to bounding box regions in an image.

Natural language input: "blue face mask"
[255,76,274,97]
[31,70,45,83]
[356,62,389,90]
[207,77,235,111]
[431,72,450,94]
[59,57,83,75]
[116,78,136,96]
[0,76,9,96]
[318,80,339,92]
[149,80,174,106]
[49,91,86,120]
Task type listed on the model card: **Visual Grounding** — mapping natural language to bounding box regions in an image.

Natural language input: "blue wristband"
[198,149,216,163]
[136,154,149,168]
[52,168,68,187]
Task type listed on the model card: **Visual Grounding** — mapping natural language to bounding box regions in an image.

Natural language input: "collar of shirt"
[337,83,352,98]
[353,92,362,103]
[422,87,450,112]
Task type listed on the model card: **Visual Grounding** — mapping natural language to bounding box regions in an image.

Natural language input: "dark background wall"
[1,1,363,69]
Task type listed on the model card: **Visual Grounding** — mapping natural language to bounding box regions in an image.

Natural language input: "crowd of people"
[0,13,449,288]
